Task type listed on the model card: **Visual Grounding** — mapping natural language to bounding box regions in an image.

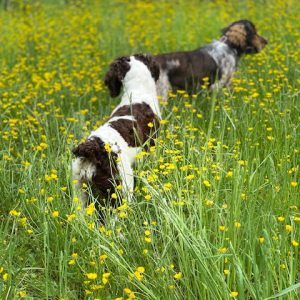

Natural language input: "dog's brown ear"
[134,53,160,81]
[104,56,130,97]
[221,20,267,55]
[72,137,104,162]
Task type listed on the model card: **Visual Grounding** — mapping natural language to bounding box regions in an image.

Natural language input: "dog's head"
[134,53,160,81]
[104,54,160,97]
[72,137,119,198]
[221,20,268,55]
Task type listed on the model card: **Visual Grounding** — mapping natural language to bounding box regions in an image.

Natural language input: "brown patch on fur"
[155,50,220,92]
[225,24,247,48]
[72,137,104,164]
[110,102,159,148]
[134,53,160,81]
[104,57,130,97]
[104,54,159,97]
[109,119,142,147]
[72,137,119,199]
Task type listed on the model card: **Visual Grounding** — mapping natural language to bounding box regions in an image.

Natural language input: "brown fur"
[224,24,247,48]
[252,34,267,51]
[111,102,160,148]
[221,20,268,55]
[134,54,160,81]
[104,57,130,97]
[104,54,160,98]
[72,137,119,199]
[109,119,141,147]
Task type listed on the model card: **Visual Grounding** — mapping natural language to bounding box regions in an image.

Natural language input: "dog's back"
[155,49,219,94]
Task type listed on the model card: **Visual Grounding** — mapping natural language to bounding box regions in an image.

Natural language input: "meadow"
[0,0,299,299]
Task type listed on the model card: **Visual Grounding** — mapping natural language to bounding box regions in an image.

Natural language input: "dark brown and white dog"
[155,20,268,100]
[72,54,160,209]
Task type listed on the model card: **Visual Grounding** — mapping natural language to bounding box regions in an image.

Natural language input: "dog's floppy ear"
[72,137,105,163]
[104,56,130,97]
[134,53,160,81]
[221,22,233,37]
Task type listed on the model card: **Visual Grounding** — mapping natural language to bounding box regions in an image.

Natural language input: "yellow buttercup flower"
[19,291,27,298]
[3,273,9,281]
[85,203,96,215]
[230,291,238,298]
[285,225,292,232]
[203,180,211,187]
[174,272,182,280]
[52,211,59,218]
[104,143,112,153]
[86,273,97,280]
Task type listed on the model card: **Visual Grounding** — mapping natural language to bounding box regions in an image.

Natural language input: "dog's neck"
[118,73,160,118]
[219,36,244,57]
[206,40,239,66]
[122,75,157,103]
[218,38,239,56]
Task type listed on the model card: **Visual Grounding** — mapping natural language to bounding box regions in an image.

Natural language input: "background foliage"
[0,0,299,299]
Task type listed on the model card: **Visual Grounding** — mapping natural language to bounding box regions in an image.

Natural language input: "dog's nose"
[260,36,268,45]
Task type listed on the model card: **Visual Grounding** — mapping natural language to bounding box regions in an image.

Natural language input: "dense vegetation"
[0,0,299,299]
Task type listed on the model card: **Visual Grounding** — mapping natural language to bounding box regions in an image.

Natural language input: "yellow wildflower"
[104,143,112,153]
[285,225,292,232]
[3,273,8,281]
[52,211,59,218]
[86,273,97,280]
[85,203,96,215]
[19,291,27,298]
[174,272,182,280]
[203,180,211,187]
[230,291,238,298]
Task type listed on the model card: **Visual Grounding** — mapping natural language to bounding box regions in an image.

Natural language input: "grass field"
[0,0,299,299]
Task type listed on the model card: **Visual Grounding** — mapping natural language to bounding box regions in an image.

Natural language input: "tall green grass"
[0,0,299,299]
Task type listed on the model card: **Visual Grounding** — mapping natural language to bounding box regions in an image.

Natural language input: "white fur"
[166,59,180,68]
[108,115,135,123]
[156,69,172,102]
[112,57,161,119]
[156,59,180,101]
[207,40,237,90]
[73,56,160,203]
[72,159,94,209]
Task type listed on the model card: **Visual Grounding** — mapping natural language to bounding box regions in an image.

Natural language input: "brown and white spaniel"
[72,54,160,217]
[154,20,268,100]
